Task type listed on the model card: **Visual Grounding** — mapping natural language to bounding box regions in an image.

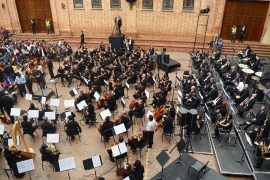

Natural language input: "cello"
[0,113,11,125]
[129,100,139,109]
[154,106,165,120]
[154,121,163,132]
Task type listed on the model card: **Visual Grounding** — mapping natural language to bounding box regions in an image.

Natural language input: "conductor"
[118,16,122,34]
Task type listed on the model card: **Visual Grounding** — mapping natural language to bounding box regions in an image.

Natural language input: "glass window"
[183,0,194,11]
[92,0,102,8]
[74,0,84,8]
[162,0,174,10]
[111,0,121,9]
[142,0,153,10]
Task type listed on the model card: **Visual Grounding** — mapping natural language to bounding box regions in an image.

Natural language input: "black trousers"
[48,67,54,79]
[147,131,154,148]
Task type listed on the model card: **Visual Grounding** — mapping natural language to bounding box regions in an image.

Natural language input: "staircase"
[11,33,270,58]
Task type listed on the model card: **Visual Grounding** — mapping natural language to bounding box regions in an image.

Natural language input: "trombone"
[235,97,249,111]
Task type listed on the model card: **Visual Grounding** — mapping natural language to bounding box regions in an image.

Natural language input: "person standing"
[231,25,237,43]
[146,115,156,148]
[30,19,36,34]
[25,71,34,94]
[1,91,14,123]
[239,25,246,43]
[45,20,51,35]
[117,16,122,35]
[128,36,134,52]
[149,44,155,55]
[47,58,54,79]
[15,73,27,98]
[79,31,84,48]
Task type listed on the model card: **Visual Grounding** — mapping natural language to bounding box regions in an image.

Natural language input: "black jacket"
[21,120,36,133]
[254,110,267,125]
[65,120,82,133]
[41,121,56,134]
[163,117,174,132]
[1,95,13,111]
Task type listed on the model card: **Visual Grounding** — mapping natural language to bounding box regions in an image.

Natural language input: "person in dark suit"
[252,55,260,72]
[239,25,246,43]
[185,93,200,110]
[100,116,114,141]
[248,119,270,144]
[79,31,84,48]
[30,19,36,34]
[204,84,218,102]
[39,144,59,164]
[105,94,116,111]
[41,117,56,134]
[47,58,54,79]
[183,86,196,103]
[211,102,227,124]
[253,137,270,168]
[64,115,82,139]
[207,93,223,109]
[149,45,154,55]
[185,115,203,136]
[133,160,145,180]
[238,93,257,117]
[203,78,215,92]
[1,91,14,123]
[129,100,144,120]
[168,103,176,120]
[128,36,134,52]
[162,112,174,133]
[117,16,122,34]
[235,84,249,104]
[21,115,39,137]
[240,105,267,130]
[224,66,236,81]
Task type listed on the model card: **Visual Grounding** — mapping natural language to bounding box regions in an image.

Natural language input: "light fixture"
[126,0,137,9]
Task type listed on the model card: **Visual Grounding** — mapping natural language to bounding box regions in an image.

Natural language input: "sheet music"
[0,125,4,135]
[47,134,60,143]
[145,89,150,98]
[72,88,78,95]
[125,82,130,89]
[245,133,253,147]
[17,159,35,173]
[100,109,112,120]
[123,177,130,180]
[50,98,60,107]
[10,108,21,116]
[76,100,87,110]
[111,145,121,157]
[8,136,20,146]
[45,112,56,120]
[64,100,75,107]
[28,110,39,118]
[65,112,72,118]
[113,123,126,135]
[25,93,32,101]
[94,92,100,102]
[41,97,46,104]
[178,90,182,98]
[59,157,76,171]
[118,142,127,154]
[92,155,102,168]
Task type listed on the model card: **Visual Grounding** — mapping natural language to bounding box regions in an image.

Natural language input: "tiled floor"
[0,51,253,180]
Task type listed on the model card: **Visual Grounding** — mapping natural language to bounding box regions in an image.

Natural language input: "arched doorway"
[15,0,54,33]
[220,0,269,42]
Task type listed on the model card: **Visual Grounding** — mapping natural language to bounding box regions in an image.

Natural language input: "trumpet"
[236,97,249,111]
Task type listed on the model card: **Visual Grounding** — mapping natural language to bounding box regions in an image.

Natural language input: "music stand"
[38,96,46,110]
[25,93,33,105]
[64,100,75,108]
[69,88,78,98]
[155,150,170,180]
[125,82,130,99]
[121,98,126,112]
[112,123,126,136]
[123,174,136,180]
[16,159,35,180]
[54,157,76,180]
[10,108,21,122]
[83,155,103,179]
[170,139,186,166]
[111,142,128,169]
[28,110,39,125]
[47,79,61,98]
[99,109,112,121]
[50,98,60,113]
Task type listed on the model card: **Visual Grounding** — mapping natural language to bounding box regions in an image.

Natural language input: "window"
[74,0,84,8]
[142,0,153,10]
[111,0,121,9]
[162,0,173,10]
[92,0,102,8]
[183,0,194,11]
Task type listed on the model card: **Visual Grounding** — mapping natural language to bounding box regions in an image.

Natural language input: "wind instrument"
[47,143,60,155]
[221,63,227,70]
[236,97,249,111]
[245,109,253,124]
[261,142,270,160]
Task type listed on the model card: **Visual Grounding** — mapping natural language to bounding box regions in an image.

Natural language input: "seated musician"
[184,93,200,110]
[118,112,132,128]
[182,71,194,82]
[239,105,267,130]
[211,102,227,124]
[150,92,166,108]
[203,84,218,102]
[219,60,231,75]
[251,55,260,72]
[128,134,146,152]
[183,79,196,94]
[104,92,116,111]
[129,100,144,120]
[40,104,58,124]
[198,59,209,71]
[64,115,82,140]
[162,112,174,133]
[248,119,270,144]
[207,92,223,109]
[127,70,137,84]
[210,49,221,64]
[123,163,134,178]
[199,71,213,86]
[100,116,114,142]
[214,55,227,71]
[238,93,257,117]
[212,114,233,138]
[21,115,39,137]
[224,72,240,89]
[226,78,244,97]
[41,117,56,134]
[76,90,89,112]
[223,65,236,82]
[107,136,127,162]
[238,45,251,59]
[168,103,176,120]
[185,115,203,137]
[39,144,60,164]
[203,78,215,93]
[134,83,146,99]
[4,147,25,178]
[253,138,270,168]
[182,86,196,103]
[85,103,95,124]
[133,160,145,180]
[235,84,249,104]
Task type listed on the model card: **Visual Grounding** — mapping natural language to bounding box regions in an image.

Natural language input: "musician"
[129,100,144,120]
[199,71,213,86]
[41,117,57,133]
[251,55,260,72]
[47,57,54,79]
[208,92,223,109]
[185,115,203,137]
[223,65,236,81]
[183,70,194,81]
[21,115,39,137]
[248,119,270,144]
[64,115,82,140]
[25,71,34,94]
[133,160,145,180]
[104,92,116,111]
[185,93,200,110]
[210,49,221,63]
[118,112,132,127]
[219,60,231,75]
[183,86,196,103]
[85,104,95,124]
[146,115,156,148]
[128,134,146,152]
[76,90,89,112]
[4,147,25,178]
[253,138,270,168]
[168,103,176,120]
[162,112,174,133]
[211,101,227,124]
[240,105,267,130]
[238,93,257,117]
[212,114,233,138]
[204,84,218,102]
[235,84,249,104]
[226,78,244,97]
[203,78,215,93]
[107,136,126,162]
[238,45,251,59]
[214,55,227,70]
[1,91,15,123]
[224,72,240,89]
[39,143,60,164]
[150,92,166,108]
[183,79,196,94]
[99,116,114,141]
[33,66,45,89]
[149,44,155,55]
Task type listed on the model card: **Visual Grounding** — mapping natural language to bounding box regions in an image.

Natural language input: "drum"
[256,84,266,101]
[242,69,254,82]
[238,64,249,77]
[255,72,262,78]
[177,108,188,126]
[187,109,198,128]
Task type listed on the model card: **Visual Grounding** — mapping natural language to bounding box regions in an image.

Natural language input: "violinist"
[104,91,116,111]
[162,112,174,133]
[146,115,156,148]
[76,90,88,112]
[100,116,114,142]
[41,117,56,134]
[184,115,203,137]
[150,91,166,108]
[140,74,147,86]
[212,114,233,138]
[107,136,126,162]
[85,103,95,124]
[134,82,145,98]
[128,134,146,152]
[128,100,144,120]
[64,115,82,140]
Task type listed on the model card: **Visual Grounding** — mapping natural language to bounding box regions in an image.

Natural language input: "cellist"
[128,100,144,121]
[162,112,174,133]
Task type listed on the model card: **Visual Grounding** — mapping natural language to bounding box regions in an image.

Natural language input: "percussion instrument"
[251,76,260,81]
[257,84,265,90]
[255,72,262,78]
[238,64,249,77]
[242,68,254,82]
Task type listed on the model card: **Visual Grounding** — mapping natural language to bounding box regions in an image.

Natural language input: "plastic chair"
[162,127,175,144]
[187,160,209,180]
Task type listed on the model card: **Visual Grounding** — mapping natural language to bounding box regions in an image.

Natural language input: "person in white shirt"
[15,73,27,98]
[146,115,156,148]
[226,78,244,97]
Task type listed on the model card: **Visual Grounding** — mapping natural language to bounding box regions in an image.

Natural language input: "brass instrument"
[47,143,60,155]
[254,128,263,145]
[217,58,222,64]
[236,97,249,111]
[261,142,270,160]
[221,63,227,70]
[8,121,35,159]
[245,109,252,124]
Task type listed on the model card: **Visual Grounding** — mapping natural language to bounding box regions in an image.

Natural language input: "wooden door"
[220,0,269,41]
[15,0,54,33]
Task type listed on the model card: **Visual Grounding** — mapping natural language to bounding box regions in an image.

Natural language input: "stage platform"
[151,54,181,73]
[253,172,270,180]
[32,88,55,100]
[151,153,227,180]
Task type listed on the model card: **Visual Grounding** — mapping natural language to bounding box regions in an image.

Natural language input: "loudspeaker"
[109,35,124,50]
[157,54,162,63]
[164,54,170,64]
[163,47,166,52]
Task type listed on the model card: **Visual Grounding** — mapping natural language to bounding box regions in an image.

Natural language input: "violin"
[0,114,11,125]
[129,100,139,109]
[113,118,121,126]
[127,133,142,142]
[97,90,106,109]
[154,106,165,120]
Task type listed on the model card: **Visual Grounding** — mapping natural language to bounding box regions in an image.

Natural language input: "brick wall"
[0,0,269,42]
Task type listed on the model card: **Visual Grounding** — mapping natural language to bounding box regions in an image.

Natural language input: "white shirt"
[236,82,244,91]
[146,120,156,131]
[129,39,132,45]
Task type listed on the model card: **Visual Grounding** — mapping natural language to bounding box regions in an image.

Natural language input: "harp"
[8,121,35,159]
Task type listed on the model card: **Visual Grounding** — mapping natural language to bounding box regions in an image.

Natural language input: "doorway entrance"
[220,0,269,41]
[15,0,54,33]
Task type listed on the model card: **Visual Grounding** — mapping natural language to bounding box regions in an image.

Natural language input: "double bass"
[154,106,165,120]
[0,113,11,125]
